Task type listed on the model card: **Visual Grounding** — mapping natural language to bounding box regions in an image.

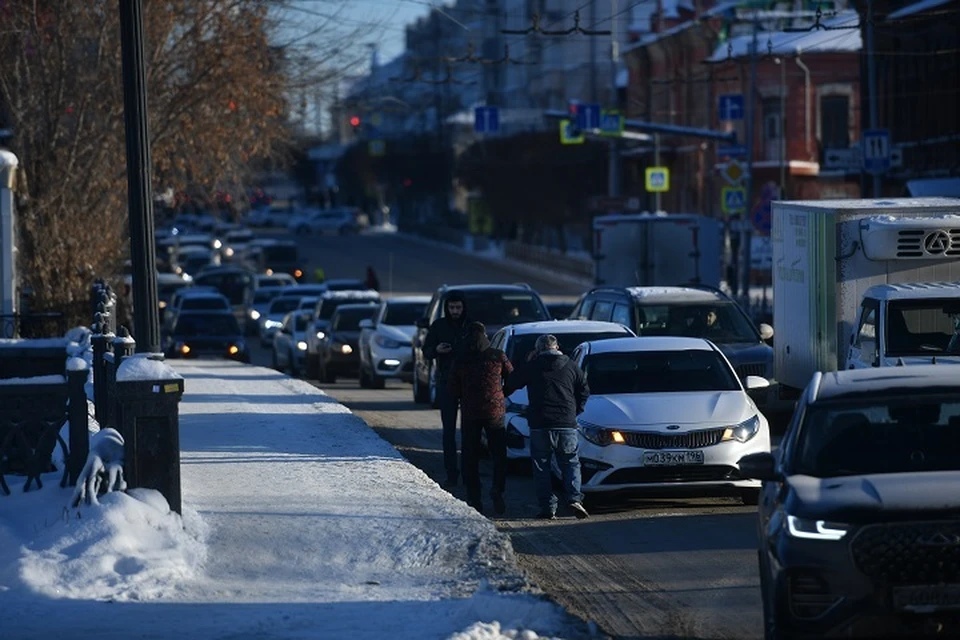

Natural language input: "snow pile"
[116,353,183,382]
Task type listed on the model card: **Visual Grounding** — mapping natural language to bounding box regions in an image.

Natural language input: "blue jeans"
[529,428,583,512]
[436,379,460,480]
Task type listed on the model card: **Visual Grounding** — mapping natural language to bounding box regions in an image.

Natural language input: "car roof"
[506,320,632,335]
[622,286,727,303]
[178,287,222,297]
[280,284,326,294]
[384,296,431,304]
[438,284,535,293]
[156,273,190,284]
[321,290,379,300]
[175,309,235,318]
[583,336,716,354]
[333,302,380,313]
[863,281,960,300]
[813,365,960,402]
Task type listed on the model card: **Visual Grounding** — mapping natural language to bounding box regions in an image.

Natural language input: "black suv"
[740,365,960,639]
[570,285,774,386]
[411,284,550,405]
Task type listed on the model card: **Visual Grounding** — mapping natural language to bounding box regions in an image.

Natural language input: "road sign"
[576,103,602,130]
[718,94,744,121]
[889,146,903,168]
[721,159,746,186]
[862,129,891,174]
[721,187,746,215]
[645,167,670,193]
[718,144,748,158]
[368,140,386,157]
[752,199,772,234]
[559,119,584,145]
[598,110,624,136]
[473,106,500,134]
[823,147,861,171]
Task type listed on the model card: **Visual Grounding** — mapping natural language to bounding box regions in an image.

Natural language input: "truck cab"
[847,282,960,369]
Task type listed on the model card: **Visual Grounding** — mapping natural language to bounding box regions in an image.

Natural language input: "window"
[383,302,427,326]
[854,302,878,363]
[886,299,960,355]
[820,94,850,150]
[591,300,613,322]
[576,299,595,320]
[762,97,782,141]
[611,304,632,326]
[333,307,378,331]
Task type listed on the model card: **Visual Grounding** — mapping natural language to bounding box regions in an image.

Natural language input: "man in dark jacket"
[448,321,514,515]
[505,334,590,519]
[422,290,470,487]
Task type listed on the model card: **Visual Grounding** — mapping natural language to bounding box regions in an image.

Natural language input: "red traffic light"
[349,115,361,127]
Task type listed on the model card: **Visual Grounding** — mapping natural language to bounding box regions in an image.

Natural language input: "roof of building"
[887,0,953,21]
[706,10,862,62]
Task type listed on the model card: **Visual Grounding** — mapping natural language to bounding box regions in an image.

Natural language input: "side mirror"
[359,319,374,330]
[759,323,774,341]
[738,452,779,481]
[745,375,770,390]
[415,317,430,329]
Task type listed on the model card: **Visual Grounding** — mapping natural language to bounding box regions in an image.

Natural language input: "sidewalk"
[1,359,596,640]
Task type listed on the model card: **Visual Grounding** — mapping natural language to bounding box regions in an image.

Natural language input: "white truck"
[772,197,960,398]
[593,213,722,288]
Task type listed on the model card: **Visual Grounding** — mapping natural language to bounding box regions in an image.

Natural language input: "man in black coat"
[505,334,590,519]
[422,290,470,488]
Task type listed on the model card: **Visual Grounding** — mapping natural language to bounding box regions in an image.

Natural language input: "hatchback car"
[272,310,313,376]
[244,285,286,335]
[163,310,249,362]
[304,290,382,378]
[740,365,960,639]
[259,294,309,346]
[317,303,380,383]
[490,320,636,460]
[358,296,430,388]
[571,336,771,504]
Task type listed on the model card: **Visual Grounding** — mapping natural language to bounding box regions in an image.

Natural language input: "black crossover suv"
[740,365,960,639]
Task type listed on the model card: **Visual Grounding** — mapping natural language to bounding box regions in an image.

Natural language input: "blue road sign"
[473,106,500,134]
[718,94,744,121]
[718,144,748,158]
[722,187,746,215]
[752,199,772,234]
[861,128,891,174]
[577,103,602,130]
[599,110,624,136]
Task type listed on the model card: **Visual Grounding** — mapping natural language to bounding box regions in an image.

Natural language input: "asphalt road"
[249,229,764,640]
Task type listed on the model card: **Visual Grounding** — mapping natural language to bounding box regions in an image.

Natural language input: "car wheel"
[305,353,318,379]
[741,488,761,506]
[369,370,386,390]
[359,365,372,388]
[289,350,299,377]
[321,361,337,384]
[271,349,281,371]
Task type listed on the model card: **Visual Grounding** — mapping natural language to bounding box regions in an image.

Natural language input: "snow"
[115,353,184,382]
[0,374,66,385]
[0,337,68,347]
[887,0,952,20]
[706,11,861,62]
[0,148,18,168]
[1,360,591,640]
[66,356,88,371]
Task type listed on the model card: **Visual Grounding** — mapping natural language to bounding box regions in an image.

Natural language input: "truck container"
[593,213,722,288]
[772,197,960,395]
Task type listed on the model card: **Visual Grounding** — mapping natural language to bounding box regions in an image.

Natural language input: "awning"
[906,177,960,197]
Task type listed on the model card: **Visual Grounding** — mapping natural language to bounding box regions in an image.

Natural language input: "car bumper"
[369,344,414,379]
[326,351,361,373]
[505,414,531,460]
[578,432,768,494]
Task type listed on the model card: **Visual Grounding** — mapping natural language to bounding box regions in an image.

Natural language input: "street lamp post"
[118,0,160,353]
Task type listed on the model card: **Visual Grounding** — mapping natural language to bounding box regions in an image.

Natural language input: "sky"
[0,352,595,640]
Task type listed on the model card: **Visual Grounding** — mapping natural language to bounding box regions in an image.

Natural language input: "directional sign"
[824,147,862,171]
[559,119,584,145]
[862,129,891,174]
[576,103,602,130]
[368,140,386,157]
[645,167,670,193]
[718,94,744,121]
[721,186,746,215]
[599,110,624,136]
[718,144,748,158]
[473,106,500,134]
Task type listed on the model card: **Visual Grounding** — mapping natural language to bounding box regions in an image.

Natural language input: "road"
[250,230,764,640]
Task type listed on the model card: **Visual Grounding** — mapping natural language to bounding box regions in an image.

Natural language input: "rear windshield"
[254,289,283,304]
[334,307,378,331]
[447,291,548,325]
[635,302,757,344]
[507,332,627,362]
[269,297,302,314]
[319,298,377,320]
[583,349,740,394]
[383,302,427,326]
[174,314,240,336]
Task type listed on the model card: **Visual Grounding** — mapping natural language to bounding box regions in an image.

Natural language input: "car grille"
[852,521,960,585]
[602,465,740,484]
[622,428,726,450]
[735,363,767,378]
[788,572,841,619]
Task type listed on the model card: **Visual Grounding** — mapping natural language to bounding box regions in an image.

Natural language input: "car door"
[413,294,440,378]
[847,299,879,369]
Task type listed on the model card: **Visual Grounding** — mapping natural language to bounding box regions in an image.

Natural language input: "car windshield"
[253,288,283,304]
[334,307,377,331]
[174,314,240,336]
[583,349,740,394]
[293,315,310,332]
[548,303,576,320]
[261,245,297,262]
[383,302,427,326]
[507,332,628,362]
[269,297,302,314]
[635,302,757,344]
[326,280,366,291]
[195,272,252,305]
[319,298,377,320]
[795,397,960,477]
[448,292,548,326]
[886,299,960,356]
[181,297,229,311]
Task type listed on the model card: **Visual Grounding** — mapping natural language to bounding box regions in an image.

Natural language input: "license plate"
[642,450,705,466]
[893,585,960,612]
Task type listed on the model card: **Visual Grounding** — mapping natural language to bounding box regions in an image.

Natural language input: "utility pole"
[866,0,881,197]
[118,0,160,353]
[740,13,759,310]
[608,0,620,198]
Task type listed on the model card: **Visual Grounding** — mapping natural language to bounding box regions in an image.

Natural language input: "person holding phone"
[422,290,470,488]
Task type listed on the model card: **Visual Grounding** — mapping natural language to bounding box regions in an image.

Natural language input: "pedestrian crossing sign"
[645,167,670,193]
[560,119,584,145]
[721,186,746,215]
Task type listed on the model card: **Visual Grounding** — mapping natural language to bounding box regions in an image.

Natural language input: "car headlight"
[577,419,626,446]
[249,309,261,320]
[340,344,353,354]
[375,335,402,349]
[179,343,191,355]
[228,344,241,355]
[264,319,283,329]
[158,300,167,309]
[225,247,235,257]
[786,515,849,541]
[722,415,761,443]
[297,341,308,351]
[315,330,326,340]
[213,239,222,249]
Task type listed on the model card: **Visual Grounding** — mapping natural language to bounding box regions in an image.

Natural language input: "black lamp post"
[118,0,160,353]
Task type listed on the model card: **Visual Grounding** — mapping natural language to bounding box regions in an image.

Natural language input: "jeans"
[461,417,506,508]
[529,428,583,513]
[436,378,460,480]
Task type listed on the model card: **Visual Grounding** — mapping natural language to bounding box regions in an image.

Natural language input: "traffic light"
[349,115,361,129]
[567,100,581,137]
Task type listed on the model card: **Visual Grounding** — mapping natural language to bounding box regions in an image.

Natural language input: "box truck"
[772,197,960,398]
[593,213,722,287]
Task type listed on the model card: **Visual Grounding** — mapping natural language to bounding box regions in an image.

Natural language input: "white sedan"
[570,336,771,505]
[358,296,429,388]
